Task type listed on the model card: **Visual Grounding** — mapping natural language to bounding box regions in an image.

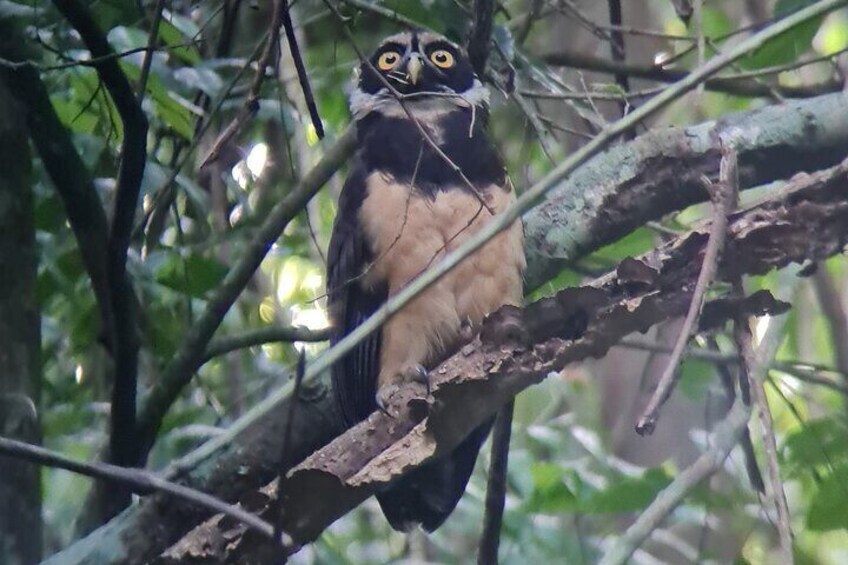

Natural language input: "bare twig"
[711,337,765,492]
[478,401,514,565]
[280,0,324,139]
[636,148,739,435]
[618,338,848,396]
[204,326,331,363]
[601,302,791,565]
[0,435,276,541]
[736,285,794,562]
[137,0,166,103]
[812,269,848,380]
[606,0,631,127]
[200,0,286,168]
[540,50,841,99]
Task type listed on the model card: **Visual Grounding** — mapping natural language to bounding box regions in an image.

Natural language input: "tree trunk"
[0,78,42,564]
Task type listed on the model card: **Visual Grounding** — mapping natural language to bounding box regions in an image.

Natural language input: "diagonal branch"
[636,147,739,435]
[0,436,276,542]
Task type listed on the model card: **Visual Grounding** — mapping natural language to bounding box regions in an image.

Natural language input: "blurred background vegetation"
[3,0,848,563]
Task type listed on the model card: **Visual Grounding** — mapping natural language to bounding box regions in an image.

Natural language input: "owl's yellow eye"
[429,49,455,69]
[377,51,401,71]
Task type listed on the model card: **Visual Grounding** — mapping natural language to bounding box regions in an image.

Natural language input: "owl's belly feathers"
[359,172,525,387]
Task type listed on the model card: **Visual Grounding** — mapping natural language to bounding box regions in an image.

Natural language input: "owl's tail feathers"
[376,419,494,532]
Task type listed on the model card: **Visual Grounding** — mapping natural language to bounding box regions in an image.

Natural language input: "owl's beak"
[406,55,423,85]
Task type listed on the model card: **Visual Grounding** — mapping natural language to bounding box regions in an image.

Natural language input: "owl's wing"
[327,162,386,426]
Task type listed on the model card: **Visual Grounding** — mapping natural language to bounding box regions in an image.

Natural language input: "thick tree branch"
[0,19,112,349]
[523,90,848,288]
[161,160,848,561]
[47,88,848,565]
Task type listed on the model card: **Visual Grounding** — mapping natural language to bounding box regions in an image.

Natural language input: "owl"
[327,31,525,532]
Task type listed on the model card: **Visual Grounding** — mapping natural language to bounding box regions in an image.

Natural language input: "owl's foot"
[460,318,476,342]
[375,364,429,416]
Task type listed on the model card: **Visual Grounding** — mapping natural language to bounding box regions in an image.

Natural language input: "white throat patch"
[349,79,489,120]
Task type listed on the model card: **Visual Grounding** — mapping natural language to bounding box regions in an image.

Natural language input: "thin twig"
[636,148,739,435]
[540,50,841,99]
[203,326,331,363]
[601,303,790,565]
[606,0,631,129]
[200,0,286,168]
[137,0,166,104]
[272,350,307,553]
[280,0,324,138]
[736,283,794,562]
[618,337,848,396]
[478,401,514,565]
[0,435,276,540]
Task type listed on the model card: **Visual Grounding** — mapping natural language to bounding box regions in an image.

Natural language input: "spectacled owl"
[327,31,525,532]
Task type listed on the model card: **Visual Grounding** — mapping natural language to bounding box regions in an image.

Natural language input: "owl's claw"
[375,386,397,417]
[375,364,430,416]
[407,364,430,394]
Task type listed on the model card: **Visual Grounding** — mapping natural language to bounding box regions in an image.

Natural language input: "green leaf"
[172,67,223,97]
[582,468,672,513]
[159,15,201,64]
[807,464,848,531]
[121,62,195,139]
[679,359,714,400]
[524,462,578,513]
[155,253,228,298]
[588,227,655,266]
[740,0,822,69]
[781,417,848,478]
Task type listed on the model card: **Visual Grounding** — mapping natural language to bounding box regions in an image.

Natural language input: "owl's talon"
[408,364,429,386]
[375,383,401,417]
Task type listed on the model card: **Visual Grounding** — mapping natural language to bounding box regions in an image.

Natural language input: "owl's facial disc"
[353,32,487,104]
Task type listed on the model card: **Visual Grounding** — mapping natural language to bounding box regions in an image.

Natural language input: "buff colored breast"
[358,172,525,387]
